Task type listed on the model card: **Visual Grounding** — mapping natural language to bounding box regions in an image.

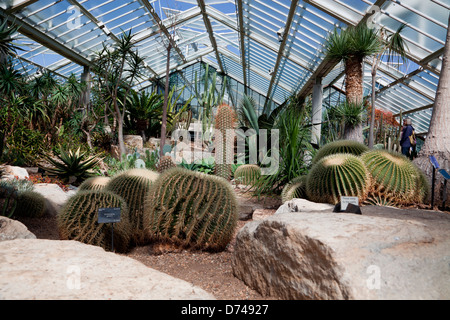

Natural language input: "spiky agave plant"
[360,150,427,205]
[58,190,132,252]
[143,167,238,251]
[306,153,370,204]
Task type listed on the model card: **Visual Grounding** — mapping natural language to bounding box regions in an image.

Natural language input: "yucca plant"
[306,153,370,204]
[41,146,101,184]
[144,167,238,251]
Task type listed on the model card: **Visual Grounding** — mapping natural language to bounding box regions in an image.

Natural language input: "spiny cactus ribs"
[281,175,307,203]
[15,191,47,218]
[215,104,237,181]
[58,190,132,253]
[234,164,261,185]
[78,176,111,191]
[306,153,370,205]
[157,155,176,173]
[312,140,369,164]
[144,167,238,251]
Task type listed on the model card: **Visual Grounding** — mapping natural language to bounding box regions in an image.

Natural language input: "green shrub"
[58,190,132,252]
[306,153,370,204]
[144,167,238,251]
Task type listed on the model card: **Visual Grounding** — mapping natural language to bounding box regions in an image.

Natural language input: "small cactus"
[234,164,261,185]
[281,175,307,203]
[58,190,132,252]
[144,167,238,251]
[157,155,176,173]
[15,191,47,218]
[0,181,18,217]
[78,176,111,191]
[306,153,370,205]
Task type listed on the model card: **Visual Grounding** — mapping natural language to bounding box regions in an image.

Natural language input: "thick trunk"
[343,56,364,143]
[413,14,450,206]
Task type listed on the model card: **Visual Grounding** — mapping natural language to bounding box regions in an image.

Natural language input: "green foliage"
[234,164,261,185]
[0,180,19,217]
[144,167,238,251]
[306,153,370,204]
[214,104,236,180]
[179,157,215,175]
[42,146,101,184]
[105,149,159,176]
[58,190,132,252]
[312,139,369,164]
[78,176,111,191]
[14,190,47,218]
[0,18,21,59]
[360,150,427,205]
[335,101,366,127]
[106,168,159,244]
[281,175,307,203]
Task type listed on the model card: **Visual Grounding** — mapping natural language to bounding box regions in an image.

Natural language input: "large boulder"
[0,217,36,241]
[0,239,215,300]
[124,135,144,153]
[0,165,29,180]
[232,206,450,300]
[275,198,334,214]
[33,184,77,216]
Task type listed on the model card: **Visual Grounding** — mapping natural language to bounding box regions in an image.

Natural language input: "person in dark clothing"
[400,118,415,159]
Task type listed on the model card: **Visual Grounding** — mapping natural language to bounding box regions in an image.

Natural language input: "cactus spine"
[144,167,238,251]
[15,191,47,218]
[306,153,370,204]
[157,155,176,173]
[105,168,159,243]
[58,190,132,252]
[281,175,308,203]
[312,140,369,165]
[214,104,236,181]
[78,176,111,191]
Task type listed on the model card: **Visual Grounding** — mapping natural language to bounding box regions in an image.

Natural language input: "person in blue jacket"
[400,118,415,159]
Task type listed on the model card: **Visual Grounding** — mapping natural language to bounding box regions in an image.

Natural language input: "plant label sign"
[429,156,440,169]
[98,207,121,224]
[439,169,450,181]
[340,196,359,211]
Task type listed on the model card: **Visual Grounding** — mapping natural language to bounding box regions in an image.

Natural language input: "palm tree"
[0,18,20,63]
[325,24,382,142]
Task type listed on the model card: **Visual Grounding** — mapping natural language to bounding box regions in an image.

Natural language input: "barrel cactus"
[144,167,238,251]
[306,153,370,204]
[234,164,261,185]
[214,104,237,181]
[0,181,18,217]
[360,150,427,205]
[58,190,132,252]
[14,191,47,218]
[105,168,159,243]
[157,155,176,173]
[312,140,369,164]
[78,176,111,191]
[281,175,307,203]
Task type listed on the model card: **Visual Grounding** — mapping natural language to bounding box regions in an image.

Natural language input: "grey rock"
[0,217,36,242]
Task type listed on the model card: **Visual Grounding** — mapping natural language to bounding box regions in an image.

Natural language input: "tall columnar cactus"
[360,150,427,205]
[306,153,370,204]
[157,155,176,173]
[78,176,111,191]
[144,167,238,251]
[312,140,369,165]
[214,104,236,181]
[15,191,47,218]
[105,168,159,243]
[234,164,261,185]
[58,190,132,252]
[281,175,308,203]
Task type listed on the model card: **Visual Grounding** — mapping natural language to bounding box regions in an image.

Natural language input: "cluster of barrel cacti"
[0,179,47,218]
[282,139,429,207]
[59,166,238,252]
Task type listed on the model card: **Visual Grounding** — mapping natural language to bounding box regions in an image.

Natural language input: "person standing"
[400,118,415,159]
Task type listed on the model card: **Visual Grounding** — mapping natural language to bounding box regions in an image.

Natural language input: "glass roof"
[1,0,448,133]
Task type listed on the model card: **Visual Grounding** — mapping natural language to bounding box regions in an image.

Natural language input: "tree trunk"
[343,56,364,143]
[413,15,450,206]
[160,43,172,157]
